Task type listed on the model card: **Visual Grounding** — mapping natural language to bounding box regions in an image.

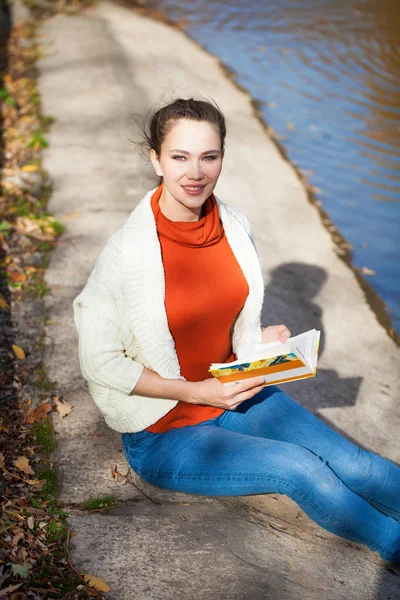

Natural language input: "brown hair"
[131,97,226,185]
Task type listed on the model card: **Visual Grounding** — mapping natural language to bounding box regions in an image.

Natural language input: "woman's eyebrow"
[169,149,221,155]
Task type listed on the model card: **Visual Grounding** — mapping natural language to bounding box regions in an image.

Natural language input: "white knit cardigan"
[72,188,264,433]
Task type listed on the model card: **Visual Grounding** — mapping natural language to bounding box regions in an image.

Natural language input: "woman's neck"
[158,187,204,222]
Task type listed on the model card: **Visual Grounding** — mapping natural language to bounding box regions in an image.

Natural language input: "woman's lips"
[181,185,206,196]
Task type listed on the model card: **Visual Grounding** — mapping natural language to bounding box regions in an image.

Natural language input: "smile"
[181,185,206,196]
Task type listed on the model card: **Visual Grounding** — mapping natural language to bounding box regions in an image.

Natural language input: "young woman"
[73,98,400,563]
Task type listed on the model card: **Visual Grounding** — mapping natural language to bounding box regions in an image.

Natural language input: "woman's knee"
[270,442,327,482]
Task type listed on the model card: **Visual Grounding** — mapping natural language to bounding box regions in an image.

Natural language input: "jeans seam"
[356,493,400,518]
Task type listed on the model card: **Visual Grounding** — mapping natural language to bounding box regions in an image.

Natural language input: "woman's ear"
[149,149,163,177]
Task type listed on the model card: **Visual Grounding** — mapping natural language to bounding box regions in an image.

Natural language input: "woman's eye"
[172,155,185,160]
[204,155,218,161]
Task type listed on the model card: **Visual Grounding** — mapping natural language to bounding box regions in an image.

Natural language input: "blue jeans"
[122,385,400,562]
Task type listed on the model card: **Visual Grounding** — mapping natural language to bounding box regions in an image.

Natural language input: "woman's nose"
[187,162,204,180]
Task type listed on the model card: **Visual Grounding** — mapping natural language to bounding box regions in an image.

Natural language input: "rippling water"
[147,0,400,333]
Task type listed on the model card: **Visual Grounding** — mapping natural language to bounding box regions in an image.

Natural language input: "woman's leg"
[216,385,400,522]
[122,424,400,562]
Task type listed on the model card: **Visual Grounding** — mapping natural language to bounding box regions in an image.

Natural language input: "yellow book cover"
[209,329,320,387]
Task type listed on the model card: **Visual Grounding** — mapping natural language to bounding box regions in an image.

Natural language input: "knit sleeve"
[72,232,144,396]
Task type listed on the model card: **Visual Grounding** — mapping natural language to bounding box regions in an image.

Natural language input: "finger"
[278,325,291,343]
[229,383,266,408]
[227,376,265,395]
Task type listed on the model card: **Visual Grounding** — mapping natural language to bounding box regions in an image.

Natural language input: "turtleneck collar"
[151,183,224,248]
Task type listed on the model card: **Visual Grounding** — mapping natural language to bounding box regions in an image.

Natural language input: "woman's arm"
[73,233,144,396]
[131,367,266,411]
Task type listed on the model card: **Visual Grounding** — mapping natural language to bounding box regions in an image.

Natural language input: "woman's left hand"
[261,324,291,344]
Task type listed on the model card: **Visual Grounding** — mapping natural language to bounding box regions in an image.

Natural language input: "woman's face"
[150,119,224,221]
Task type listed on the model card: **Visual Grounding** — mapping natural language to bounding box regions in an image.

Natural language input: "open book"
[209,329,320,387]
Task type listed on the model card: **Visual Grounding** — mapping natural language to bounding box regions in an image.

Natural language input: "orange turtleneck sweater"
[146,184,249,433]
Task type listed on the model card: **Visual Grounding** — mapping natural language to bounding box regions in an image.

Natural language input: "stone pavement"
[33,1,400,598]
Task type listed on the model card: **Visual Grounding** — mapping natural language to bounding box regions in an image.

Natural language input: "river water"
[145,0,400,334]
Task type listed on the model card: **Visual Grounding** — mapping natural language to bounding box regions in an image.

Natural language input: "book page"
[289,329,319,369]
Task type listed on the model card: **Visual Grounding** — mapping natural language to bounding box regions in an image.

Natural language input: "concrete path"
[37,1,400,598]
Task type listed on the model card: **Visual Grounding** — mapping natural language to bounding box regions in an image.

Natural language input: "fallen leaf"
[0,452,5,469]
[0,584,23,597]
[6,508,23,520]
[12,344,25,360]
[25,401,52,424]
[25,506,46,516]
[0,419,9,432]
[111,464,129,480]
[9,562,32,578]
[13,456,34,475]
[26,478,46,486]
[362,266,376,276]
[54,397,72,418]
[21,164,39,171]
[12,532,25,545]
[8,271,27,283]
[0,294,10,309]
[61,212,80,219]
[82,574,111,592]
[27,515,34,529]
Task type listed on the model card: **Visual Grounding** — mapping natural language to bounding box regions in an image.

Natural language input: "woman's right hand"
[184,376,266,410]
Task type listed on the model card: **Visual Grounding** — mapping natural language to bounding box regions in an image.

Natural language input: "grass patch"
[80,495,117,512]
[35,363,57,391]
[38,467,60,500]
[33,417,55,454]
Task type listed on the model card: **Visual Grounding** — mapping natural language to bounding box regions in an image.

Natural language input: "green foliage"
[28,131,49,148]
[33,417,55,454]
[0,87,16,107]
[7,562,33,578]
[37,467,59,499]
[25,278,51,298]
[45,519,69,542]
[35,240,53,252]
[51,219,65,235]
[80,495,117,511]
[0,221,10,233]
[35,364,57,390]
[40,114,55,129]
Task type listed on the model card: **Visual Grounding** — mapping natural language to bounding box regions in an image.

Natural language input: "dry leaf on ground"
[26,478,46,486]
[0,452,5,469]
[13,456,34,475]
[21,164,39,171]
[0,584,23,597]
[82,573,111,592]
[25,401,52,424]
[0,295,10,309]
[12,344,25,360]
[54,397,72,418]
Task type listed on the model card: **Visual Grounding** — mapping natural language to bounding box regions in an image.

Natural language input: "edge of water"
[116,0,399,347]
